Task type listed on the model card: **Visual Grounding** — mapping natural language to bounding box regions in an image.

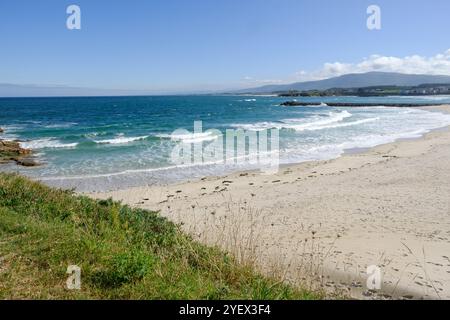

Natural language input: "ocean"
[2,95,450,192]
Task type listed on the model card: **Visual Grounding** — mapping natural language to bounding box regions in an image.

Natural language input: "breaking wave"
[20,138,78,149]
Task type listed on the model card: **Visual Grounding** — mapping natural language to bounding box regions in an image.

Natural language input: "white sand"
[90,105,450,299]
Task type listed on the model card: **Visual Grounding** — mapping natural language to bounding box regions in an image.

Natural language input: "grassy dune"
[0,173,319,300]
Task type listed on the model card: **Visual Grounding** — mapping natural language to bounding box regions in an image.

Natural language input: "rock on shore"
[0,139,40,167]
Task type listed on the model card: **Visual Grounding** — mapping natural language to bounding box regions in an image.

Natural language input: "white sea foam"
[295,117,380,131]
[157,131,220,143]
[284,110,353,131]
[0,125,24,132]
[232,110,353,131]
[0,125,20,140]
[281,128,433,165]
[94,135,148,145]
[36,125,440,186]
[84,132,106,138]
[38,147,278,182]
[44,123,77,129]
[20,138,78,149]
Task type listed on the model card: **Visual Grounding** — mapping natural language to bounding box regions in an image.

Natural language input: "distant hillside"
[278,84,450,97]
[234,72,450,94]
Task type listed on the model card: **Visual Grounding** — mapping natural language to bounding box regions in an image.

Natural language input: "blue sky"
[1,0,450,93]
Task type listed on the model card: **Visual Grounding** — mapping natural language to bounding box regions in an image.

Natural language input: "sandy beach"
[90,105,450,300]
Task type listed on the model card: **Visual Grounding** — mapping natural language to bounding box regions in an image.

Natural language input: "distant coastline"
[276,84,450,98]
[231,71,450,95]
[279,101,448,108]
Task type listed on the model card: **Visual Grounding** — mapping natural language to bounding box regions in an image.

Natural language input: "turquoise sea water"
[2,95,450,191]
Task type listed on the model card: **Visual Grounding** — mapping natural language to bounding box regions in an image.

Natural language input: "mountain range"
[233,72,450,94]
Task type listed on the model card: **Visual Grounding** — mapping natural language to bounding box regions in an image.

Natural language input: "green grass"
[0,173,320,300]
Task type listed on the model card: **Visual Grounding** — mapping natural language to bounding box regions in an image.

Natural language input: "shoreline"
[90,105,450,299]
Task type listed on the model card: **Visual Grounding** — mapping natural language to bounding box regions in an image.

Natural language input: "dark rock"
[14,158,40,167]
[280,101,305,107]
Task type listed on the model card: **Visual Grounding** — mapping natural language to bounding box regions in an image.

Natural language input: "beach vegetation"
[0,173,320,300]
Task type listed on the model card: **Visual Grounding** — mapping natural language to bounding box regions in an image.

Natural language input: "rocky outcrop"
[0,140,32,156]
[0,127,4,133]
[280,101,311,107]
[0,139,40,167]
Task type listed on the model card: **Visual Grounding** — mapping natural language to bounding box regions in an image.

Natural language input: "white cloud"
[295,49,450,81]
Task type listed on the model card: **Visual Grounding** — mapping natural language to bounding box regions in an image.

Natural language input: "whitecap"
[290,117,379,131]
[231,110,353,131]
[20,138,78,149]
[43,122,78,129]
[93,135,148,145]
[0,125,24,132]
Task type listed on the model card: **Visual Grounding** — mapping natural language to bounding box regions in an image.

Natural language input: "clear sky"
[1,0,450,93]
